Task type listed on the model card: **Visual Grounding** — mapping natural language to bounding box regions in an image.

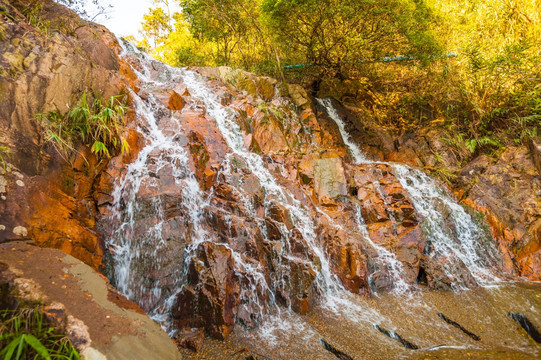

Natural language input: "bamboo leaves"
[37,92,130,163]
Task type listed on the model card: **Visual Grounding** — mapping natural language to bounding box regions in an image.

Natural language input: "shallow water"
[183,283,540,359]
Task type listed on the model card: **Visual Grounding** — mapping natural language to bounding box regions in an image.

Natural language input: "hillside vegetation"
[129,0,540,162]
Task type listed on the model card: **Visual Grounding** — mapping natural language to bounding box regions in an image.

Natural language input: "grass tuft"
[0,307,80,360]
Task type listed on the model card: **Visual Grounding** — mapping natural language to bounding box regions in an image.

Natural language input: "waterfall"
[391,164,502,286]
[180,70,345,297]
[316,98,367,164]
[105,42,368,334]
[106,41,211,324]
[104,40,505,342]
[354,205,411,294]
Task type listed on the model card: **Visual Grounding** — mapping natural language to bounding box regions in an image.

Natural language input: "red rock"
[173,243,239,340]
[167,89,185,110]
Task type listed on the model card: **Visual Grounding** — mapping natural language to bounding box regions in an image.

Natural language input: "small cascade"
[104,42,507,346]
[355,205,411,294]
[391,164,502,287]
[316,98,367,164]
[318,97,502,290]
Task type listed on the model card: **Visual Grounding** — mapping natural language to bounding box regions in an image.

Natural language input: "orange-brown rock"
[460,146,540,280]
[0,0,127,270]
[167,89,186,110]
[172,242,239,339]
[313,157,348,205]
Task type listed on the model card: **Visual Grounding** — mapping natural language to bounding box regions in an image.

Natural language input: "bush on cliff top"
[134,0,539,160]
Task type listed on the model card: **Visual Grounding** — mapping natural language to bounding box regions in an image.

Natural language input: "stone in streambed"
[174,328,204,352]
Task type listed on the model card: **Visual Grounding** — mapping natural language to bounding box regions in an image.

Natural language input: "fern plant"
[37,92,130,162]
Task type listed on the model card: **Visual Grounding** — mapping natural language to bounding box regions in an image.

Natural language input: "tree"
[141,7,171,48]
[261,0,441,79]
[180,0,266,66]
[153,12,214,66]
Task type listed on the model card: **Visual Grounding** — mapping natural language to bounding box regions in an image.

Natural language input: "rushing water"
[105,42,211,324]
[354,204,411,294]
[391,164,502,287]
[105,41,507,344]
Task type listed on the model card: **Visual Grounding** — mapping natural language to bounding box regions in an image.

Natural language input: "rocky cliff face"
[0,0,127,268]
[0,0,539,351]
[315,80,541,281]
[374,118,541,282]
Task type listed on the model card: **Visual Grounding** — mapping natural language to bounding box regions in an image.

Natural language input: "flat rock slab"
[0,242,182,360]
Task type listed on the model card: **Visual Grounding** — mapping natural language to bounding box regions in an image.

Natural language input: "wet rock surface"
[462,146,541,281]
[98,43,520,346]
[177,283,541,359]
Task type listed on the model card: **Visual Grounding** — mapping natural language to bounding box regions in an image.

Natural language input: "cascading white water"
[392,164,502,287]
[106,41,212,324]
[318,97,502,289]
[354,205,411,294]
[316,98,367,164]
[107,42,376,335]
[106,39,504,348]
[181,71,344,297]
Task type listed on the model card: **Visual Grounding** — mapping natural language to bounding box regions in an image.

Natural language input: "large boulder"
[0,0,127,269]
[172,242,239,340]
[462,146,541,280]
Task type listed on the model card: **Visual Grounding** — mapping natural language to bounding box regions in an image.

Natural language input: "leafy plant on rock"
[0,145,10,171]
[0,307,80,360]
[37,92,130,163]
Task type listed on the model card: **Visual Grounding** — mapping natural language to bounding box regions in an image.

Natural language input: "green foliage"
[21,4,51,35]
[139,0,441,80]
[132,0,540,159]
[0,145,10,171]
[0,307,80,360]
[141,7,171,48]
[37,92,130,162]
[179,0,277,70]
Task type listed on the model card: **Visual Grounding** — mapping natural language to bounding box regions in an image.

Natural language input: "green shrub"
[0,307,80,360]
[37,92,130,163]
[21,4,51,36]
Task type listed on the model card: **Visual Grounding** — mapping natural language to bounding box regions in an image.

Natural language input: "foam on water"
[392,164,502,288]
[355,205,411,294]
[316,98,368,164]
